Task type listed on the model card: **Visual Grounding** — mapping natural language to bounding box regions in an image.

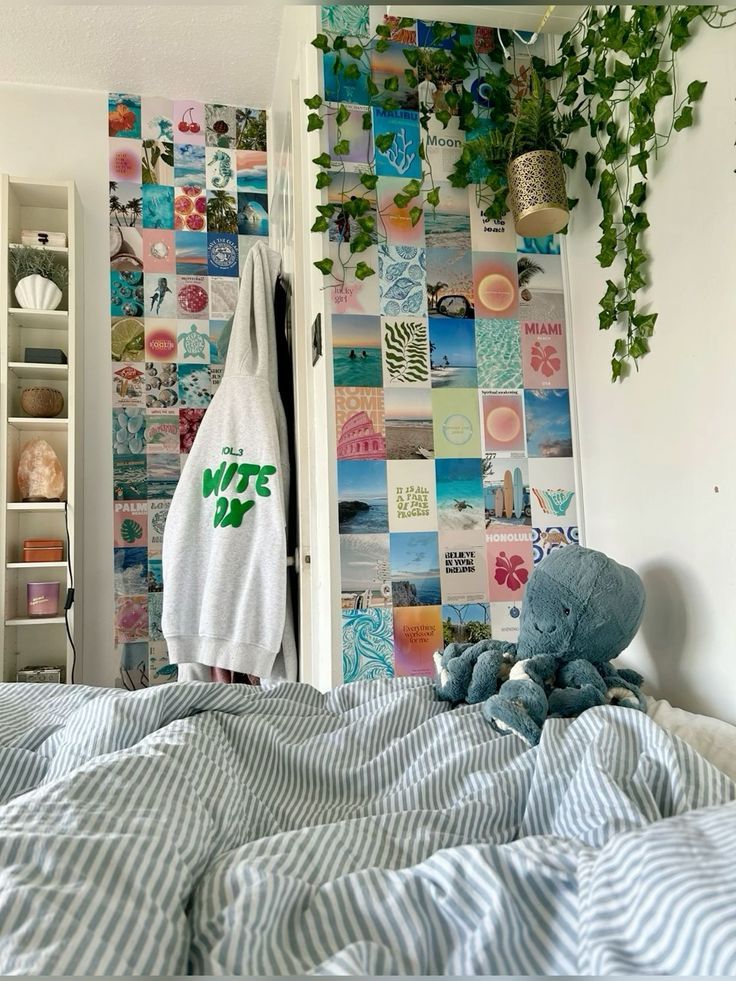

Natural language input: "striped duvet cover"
[0,677,734,976]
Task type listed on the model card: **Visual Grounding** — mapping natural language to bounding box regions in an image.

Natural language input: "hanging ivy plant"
[307,6,736,380]
[305,19,523,288]
[535,4,735,379]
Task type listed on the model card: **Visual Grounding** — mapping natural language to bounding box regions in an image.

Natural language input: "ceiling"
[0,4,285,107]
[0,4,585,107]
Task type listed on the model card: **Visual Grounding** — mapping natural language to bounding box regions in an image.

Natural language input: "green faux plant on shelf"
[10,245,69,312]
[10,245,68,291]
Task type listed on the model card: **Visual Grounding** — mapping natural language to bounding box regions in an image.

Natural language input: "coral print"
[378,245,427,317]
[493,551,529,591]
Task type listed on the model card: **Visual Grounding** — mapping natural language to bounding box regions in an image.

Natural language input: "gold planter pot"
[508,149,569,238]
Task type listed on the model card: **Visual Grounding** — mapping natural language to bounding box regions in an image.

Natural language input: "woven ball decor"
[508,150,569,238]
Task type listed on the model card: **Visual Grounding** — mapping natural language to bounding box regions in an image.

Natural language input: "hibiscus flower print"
[530,341,561,378]
[494,551,529,592]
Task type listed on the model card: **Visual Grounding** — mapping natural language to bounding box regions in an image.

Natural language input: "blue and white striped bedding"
[0,678,734,975]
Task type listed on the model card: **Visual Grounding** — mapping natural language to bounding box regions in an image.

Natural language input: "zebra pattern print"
[0,678,734,975]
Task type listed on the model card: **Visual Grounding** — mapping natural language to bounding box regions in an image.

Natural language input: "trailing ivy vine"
[307,6,736,380]
[535,4,735,379]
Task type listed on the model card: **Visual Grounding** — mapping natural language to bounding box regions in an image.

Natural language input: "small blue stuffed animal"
[434,545,647,745]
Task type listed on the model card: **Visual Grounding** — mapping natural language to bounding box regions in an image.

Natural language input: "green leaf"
[362,111,373,131]
[383,75,399,92]
[375,38,390,53]
[357,215,375,233]
[674,106,694,131]
[613,59,632,81]
[332,35,347,51]
[631,212,650,234]
[596,76,616,99]
[402,178,421,199]
[652,70,673,99]
[584,151,598,186]
[335,104,350,126]
[349,231,373,253]
[375,23,391,38]
[367,77,379,98]
[311,34,330,52]
[375,133,395,152]
[310,216,329,233]
[632,312,658,336]
[120,519,143,544]
[313,257,334,275]
[404,69,418,88]
[346,44,364,59]
[426,186,440,208]
[343,63,360,81]
[316,204,336,217]
[393,193,410,208]
[311,152,331,168]
[561,148,578,169]
[611,357,623,381]
[630,183,647,208]
[360,172,379,190]
[354,261,375,280]
[435,109,452,128]
[409,206,423,227]
[333,139,350,156]
[307,113,324,132]
[629,336,649,358]
[687,79,707,102]
[315,172,332,189]
[631,149,649,177]
[403,47,419,68]
[594,101,612,124]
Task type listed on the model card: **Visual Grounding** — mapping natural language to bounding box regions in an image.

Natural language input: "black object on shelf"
[24,347,67,364]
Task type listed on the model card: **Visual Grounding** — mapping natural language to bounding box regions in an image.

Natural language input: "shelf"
[8,416,68,431]
[5,617,65,627]
[8,309,68,330]
[8,362,68,380]
[7,562,67,570]
[7,502,65,511]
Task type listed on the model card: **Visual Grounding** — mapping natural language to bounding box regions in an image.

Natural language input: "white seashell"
[14,274,63,311]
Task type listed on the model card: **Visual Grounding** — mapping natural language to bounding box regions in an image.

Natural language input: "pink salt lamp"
[17,438,65,502]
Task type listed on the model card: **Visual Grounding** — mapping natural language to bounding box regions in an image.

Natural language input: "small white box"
[21,230,67,248]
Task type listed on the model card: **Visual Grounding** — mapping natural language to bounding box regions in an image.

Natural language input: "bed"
[0,677,735,975]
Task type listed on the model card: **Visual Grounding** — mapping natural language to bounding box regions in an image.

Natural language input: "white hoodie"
[162,241,296,679]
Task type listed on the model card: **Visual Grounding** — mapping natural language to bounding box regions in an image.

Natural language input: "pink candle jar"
[27,581,60,617]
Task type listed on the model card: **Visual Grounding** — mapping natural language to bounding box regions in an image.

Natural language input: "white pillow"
[646,696,736,781]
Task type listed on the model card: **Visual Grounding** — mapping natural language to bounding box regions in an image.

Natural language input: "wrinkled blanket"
[0,678,734,975]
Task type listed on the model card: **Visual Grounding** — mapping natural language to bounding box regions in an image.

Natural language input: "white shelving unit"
[0,176,83,683]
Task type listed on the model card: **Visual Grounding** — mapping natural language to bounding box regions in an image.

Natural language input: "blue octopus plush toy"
[434,544,647,745]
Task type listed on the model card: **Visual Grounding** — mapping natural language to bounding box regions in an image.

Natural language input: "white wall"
[0,83,115,686]
[564,26,736,723]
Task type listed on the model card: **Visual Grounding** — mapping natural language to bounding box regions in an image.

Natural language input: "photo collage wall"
[321,8,579,682]
[108,93,268,687]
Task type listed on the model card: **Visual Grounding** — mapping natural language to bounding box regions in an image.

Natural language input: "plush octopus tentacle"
[483,678,549,746]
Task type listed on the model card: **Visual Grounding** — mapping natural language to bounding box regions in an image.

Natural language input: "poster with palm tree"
[206,189,238,233]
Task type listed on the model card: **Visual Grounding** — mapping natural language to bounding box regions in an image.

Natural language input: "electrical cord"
[63,500,77,684]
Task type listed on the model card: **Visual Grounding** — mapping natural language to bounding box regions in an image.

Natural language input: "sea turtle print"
[177,323,209,359]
